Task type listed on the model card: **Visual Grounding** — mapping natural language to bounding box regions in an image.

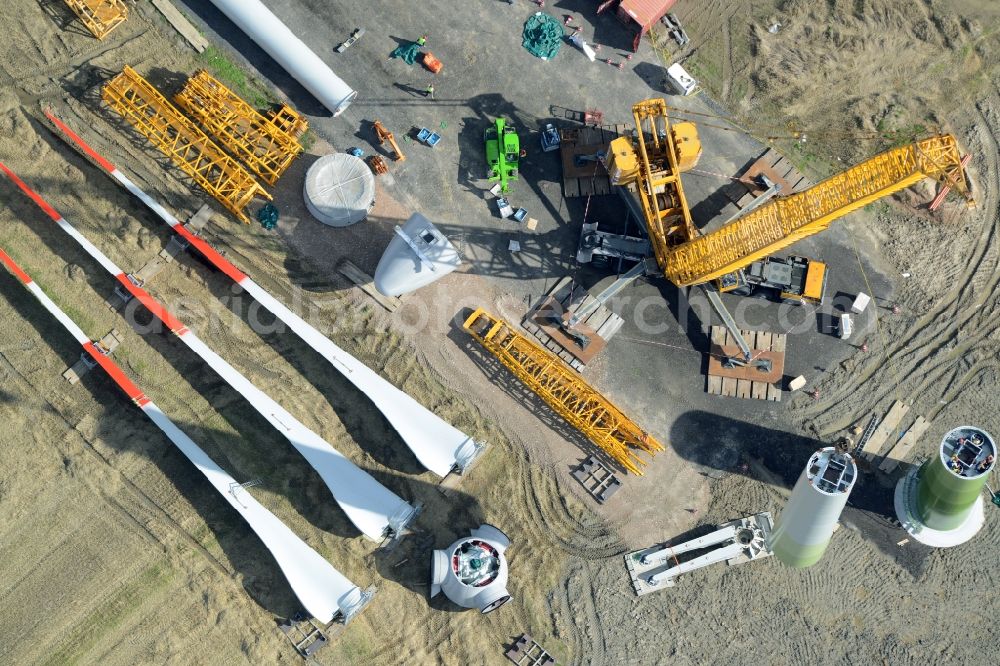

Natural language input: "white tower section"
[430,525,511,613]
[895,426,995,547]
[207,0,357,116]
[770,447,857,568]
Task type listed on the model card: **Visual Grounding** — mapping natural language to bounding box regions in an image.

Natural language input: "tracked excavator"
[568,99,972,362]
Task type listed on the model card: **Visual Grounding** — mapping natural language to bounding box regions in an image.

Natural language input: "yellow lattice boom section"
[666,135,969,286]
[174,70,303,185]
[269,105,309,140]
[64,0,128,40]
[102,66,270,224]
[463,308,664,475]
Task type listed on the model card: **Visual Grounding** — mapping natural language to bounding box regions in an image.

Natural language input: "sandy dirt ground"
[1,1,999,665]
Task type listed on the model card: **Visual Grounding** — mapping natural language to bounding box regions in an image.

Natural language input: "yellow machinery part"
[102,66,270,224]
[463,308,664,476]
[665,135,968,285]
[174,70,303,185]
[801,261,827,303]
[607,136,639,185]
[372,120,405,162]
[627,99,699,273]
[671,122,702,172]
[64,0,128,40]
[268,104,309,141]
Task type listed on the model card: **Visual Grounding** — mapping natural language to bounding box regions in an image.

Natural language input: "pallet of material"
[571,456,622,503]
[706,326,785,401]
[506,633,556,666]
[879,415,929,472]
[521,276,624,372]
[559,124,629,198]
[859,400,910,459]
[724,147,812,208]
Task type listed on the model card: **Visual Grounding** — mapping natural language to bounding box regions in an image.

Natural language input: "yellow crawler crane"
[174,70,304,185]
[607,99,972,288]
[102,66,270,224]
[602,98,970,361]
[464,308,663,475]
[64,0,128,40]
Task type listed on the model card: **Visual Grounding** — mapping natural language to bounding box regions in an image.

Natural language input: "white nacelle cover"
[374,213,462,297]
[430,524,511,613]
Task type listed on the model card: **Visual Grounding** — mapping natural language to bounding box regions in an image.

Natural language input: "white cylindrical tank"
[770,447,857,568]
[430,524,511,613]
[208,0,357,116]
[303,154,375,227]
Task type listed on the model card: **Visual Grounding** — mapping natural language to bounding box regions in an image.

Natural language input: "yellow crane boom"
[666,135,969,285]
[463,308,664,475]
[609,99,971,288]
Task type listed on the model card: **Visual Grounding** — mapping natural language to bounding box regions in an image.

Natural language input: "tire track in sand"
[797,97,1000,434]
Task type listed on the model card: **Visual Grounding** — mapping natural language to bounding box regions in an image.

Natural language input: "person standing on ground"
[425,83,435,99]
[417,35,427,47]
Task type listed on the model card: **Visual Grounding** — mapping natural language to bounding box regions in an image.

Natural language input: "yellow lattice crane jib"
[64,0,128,40]
[665,135,971,285]
[463,308,664,475]
[174,70,304,185]
[611,99,972,289]
[102,66,270,224]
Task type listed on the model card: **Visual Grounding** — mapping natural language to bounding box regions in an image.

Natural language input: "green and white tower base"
[895,426,995,547]
[770,448,857,568]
